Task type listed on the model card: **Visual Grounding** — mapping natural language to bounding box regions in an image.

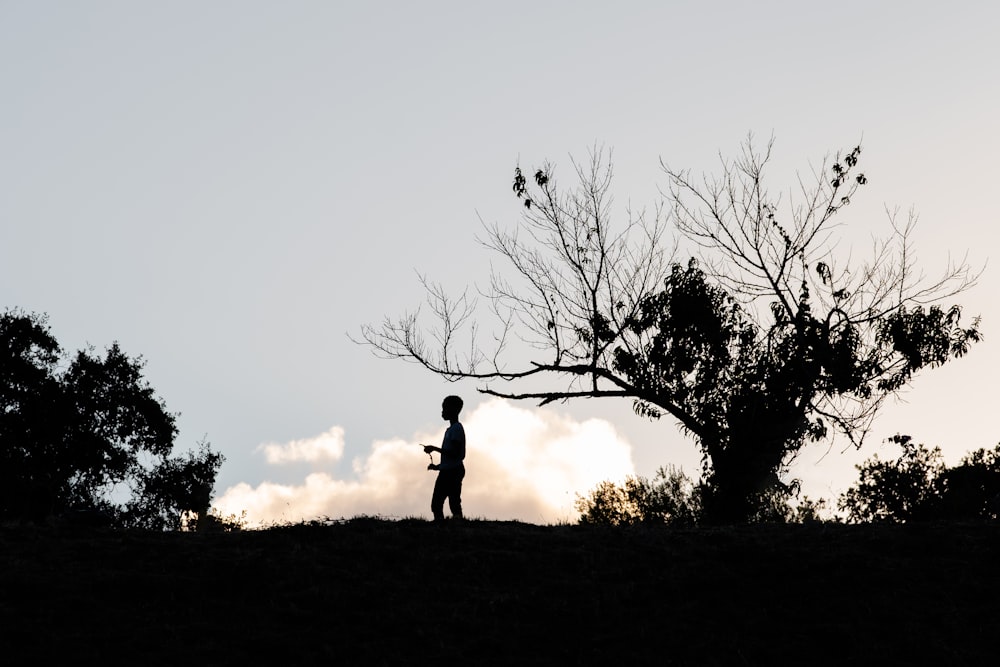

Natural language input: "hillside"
[2,519,998,665]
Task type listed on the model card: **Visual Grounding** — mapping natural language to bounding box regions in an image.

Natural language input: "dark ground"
[2,519,998,665]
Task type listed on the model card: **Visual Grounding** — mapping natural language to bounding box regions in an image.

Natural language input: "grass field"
[2,519,998,665]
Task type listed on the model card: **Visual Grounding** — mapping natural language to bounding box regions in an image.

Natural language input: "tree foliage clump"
[361,138,980,524]
[576,465,833,526]
[0,310,224,529]
[840,435,1000,522]
[575,466,702,527]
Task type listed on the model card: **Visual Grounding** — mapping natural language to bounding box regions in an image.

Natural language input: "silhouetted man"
[423,395,466,521]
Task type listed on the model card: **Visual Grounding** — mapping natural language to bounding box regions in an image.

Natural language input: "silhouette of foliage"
[123,439,225,530]
[840,435,1000,522]
[360,138,979,524]
[576,465,832,525]
[790,495,834,523]
[575,466,702,526]
[0,309,223,528]
[197,507,248,532]
[839,435,944,522]
[938,446,1000,519]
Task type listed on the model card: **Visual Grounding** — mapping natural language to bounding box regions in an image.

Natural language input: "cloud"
[214,399,635,526]
[256,426,345,464]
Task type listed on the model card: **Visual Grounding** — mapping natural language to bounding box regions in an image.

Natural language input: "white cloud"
[214,399,635,526]
[256,426,345,464]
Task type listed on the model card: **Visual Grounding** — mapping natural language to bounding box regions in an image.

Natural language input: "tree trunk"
[700,438,788,524]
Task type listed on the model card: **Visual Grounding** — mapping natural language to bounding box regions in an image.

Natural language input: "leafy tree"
[360,140,979,523]
[840,435,1000,522]
[0,309,224,528]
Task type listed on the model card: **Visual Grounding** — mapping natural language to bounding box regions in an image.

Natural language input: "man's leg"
[431,473,447,521]
[447,469,465,519]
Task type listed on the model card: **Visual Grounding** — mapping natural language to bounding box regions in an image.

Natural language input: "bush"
[577,466,837,526]
[576,466,702,526]
[936,446,1000,519]
[840,435,1000,522]
[789,496,835,523]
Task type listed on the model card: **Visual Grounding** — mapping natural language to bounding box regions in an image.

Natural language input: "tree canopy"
[360,139,980,523]
[0,309,223,529]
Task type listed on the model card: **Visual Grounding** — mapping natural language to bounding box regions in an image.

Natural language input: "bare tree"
[361,149,677,401]
[359,139,980,523]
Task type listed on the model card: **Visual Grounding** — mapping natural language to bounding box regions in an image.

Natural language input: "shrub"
[576,467,702,527]
[840,435,1000,522]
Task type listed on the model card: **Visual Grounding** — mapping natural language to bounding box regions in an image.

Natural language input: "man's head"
[441,395,463,421]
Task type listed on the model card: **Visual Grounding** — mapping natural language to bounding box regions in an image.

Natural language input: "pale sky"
[3,1,997,523]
